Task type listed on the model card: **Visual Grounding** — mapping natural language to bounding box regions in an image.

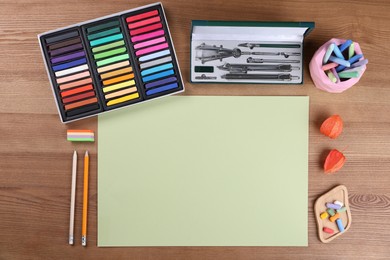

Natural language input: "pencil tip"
[85,150,89,156]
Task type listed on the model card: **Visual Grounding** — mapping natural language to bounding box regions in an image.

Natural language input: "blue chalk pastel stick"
[336,218,345,232]
[52,58,87,71]
[349,54,363,64]
[141,63,173,76]
[333,44,345,59]
[142,69,174,82]
[139,50,170,62]
[146,82,178,96]
[339,39,353,52]
[328,56,350,67]
[336,54,363,72]
[323,43,335,64]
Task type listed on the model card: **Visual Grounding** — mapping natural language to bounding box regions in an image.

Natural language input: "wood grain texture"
[0,0,389,259]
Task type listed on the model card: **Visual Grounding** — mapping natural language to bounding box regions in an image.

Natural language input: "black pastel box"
[38,2,184,123]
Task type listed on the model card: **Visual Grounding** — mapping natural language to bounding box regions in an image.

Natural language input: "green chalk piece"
[94,47,127,60]
[87,27,121,41]
[348,43,355,59]
[92,40,125,53]
[327,208,336,216]
[326,70,337,83]
[97,54,129,67]
[338,71,359,78]
[90,33,123,47]
[337,207,347,213]
[67,138,95,142]
[195,66,214,73]
[87,20,120,34]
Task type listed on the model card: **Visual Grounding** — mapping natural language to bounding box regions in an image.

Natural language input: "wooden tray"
[314,185,352,243]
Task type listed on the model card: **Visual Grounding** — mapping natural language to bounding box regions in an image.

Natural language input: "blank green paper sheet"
[98,96,309,246]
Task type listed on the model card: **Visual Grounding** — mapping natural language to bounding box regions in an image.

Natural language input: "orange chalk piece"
[67,130,93,133]
[103,73,134,86]
[100,67,133,80]
[323,227,334,234]
[61,84,93,98]
[320,115,343,139]
[324,149,346,174]
[329,213,340,222]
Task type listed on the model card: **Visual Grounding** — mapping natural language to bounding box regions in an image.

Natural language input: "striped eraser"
[67,129,94,142]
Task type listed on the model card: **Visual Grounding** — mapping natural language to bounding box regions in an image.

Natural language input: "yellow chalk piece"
[320,212,329,219]
[107,93,140,106]
[326,70,337,83]
[103,80,135,93]
[105,87,137,100]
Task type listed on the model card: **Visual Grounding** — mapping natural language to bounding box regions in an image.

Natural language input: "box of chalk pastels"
[190,21,314,84]
[38,2,184,123]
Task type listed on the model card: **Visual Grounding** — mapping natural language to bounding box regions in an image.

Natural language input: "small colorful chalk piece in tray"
[38,2,184,123]
[314,185,352,243]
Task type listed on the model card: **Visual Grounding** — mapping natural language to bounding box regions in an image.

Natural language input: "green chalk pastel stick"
[338,71,359,78]
[90,33,123,47]
[92,40,125,53]
[94,47,127,60]
[67,138,95,142]
[87,20,120,33]
[88,27,121,41]
[348,43,355,59]
[97,54,129,67]
[327,208,336,216]
[337,207,347,213]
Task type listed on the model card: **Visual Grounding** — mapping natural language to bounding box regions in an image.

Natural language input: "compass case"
[190,20,314,84]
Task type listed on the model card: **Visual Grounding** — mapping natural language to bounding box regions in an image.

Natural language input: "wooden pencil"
[69,150,77,245]
[82,151,89,246]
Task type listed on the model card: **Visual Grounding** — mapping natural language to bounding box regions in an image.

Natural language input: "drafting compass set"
[192,42,302,83]
[190,21,314,84]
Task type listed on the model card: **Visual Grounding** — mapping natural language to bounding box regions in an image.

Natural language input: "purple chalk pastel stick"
[145,76,177,89]
[51,51,85,64]
[49,43,83,57]
[350,59,368,68]
[326,203,342,210]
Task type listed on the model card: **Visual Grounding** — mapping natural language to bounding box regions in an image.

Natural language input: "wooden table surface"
[1,0,389,259]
